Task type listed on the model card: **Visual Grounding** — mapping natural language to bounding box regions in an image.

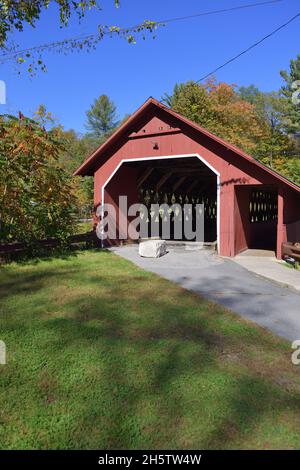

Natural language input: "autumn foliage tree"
[0,114,77,245]
[165,80,266,155]
[164,78,300,185]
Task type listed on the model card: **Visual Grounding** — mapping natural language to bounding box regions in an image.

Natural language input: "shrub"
[0,114,77,245]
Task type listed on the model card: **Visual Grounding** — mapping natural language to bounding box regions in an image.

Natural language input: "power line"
[0,0,283,62]
[0,33,98,61]
[159,0,282,24]
[196,10,300,82]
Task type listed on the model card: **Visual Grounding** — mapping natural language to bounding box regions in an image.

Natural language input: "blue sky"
[0,0,299,133]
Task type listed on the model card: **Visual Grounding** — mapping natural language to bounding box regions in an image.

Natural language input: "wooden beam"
[156,172,172,191]
[173,176,187,192]
[137,167,154,189]
[186,179,200,195]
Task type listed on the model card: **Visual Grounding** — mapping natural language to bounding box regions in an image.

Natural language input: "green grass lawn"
[1,250,300,450]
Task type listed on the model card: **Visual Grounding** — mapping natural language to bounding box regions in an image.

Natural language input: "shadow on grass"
[44,285,300,448]
[1,250,300,449]
[0,245,106,267]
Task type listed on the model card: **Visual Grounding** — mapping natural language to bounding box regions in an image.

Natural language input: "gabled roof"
[73,97,300,194]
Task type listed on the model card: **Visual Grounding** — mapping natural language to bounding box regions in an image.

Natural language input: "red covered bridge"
[74,97,300,258]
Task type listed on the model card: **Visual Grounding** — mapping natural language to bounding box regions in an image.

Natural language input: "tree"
[280,54,300,135]
[238,84,261,105]
[165,80,300,185]
[163,83,187,108]
[0,114,77,245]
[165,80,266,154]
[86,94,118,137]
[28,105,97,220]
[239,86,292,168]
[251,55,300,176]
[280,157,300,186]
[33,103,56,128]
[58,129,96,219]
[0,1,158,73]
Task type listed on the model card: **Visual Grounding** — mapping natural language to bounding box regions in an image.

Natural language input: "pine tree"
[85,95,118,138]
[280,54,300,135]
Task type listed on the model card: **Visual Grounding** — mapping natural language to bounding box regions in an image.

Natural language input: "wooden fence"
[0,231,100,261]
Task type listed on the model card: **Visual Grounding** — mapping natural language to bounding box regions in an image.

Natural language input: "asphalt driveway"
[110,245,300,342]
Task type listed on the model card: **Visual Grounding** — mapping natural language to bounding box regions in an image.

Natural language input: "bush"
[0,114,77,245]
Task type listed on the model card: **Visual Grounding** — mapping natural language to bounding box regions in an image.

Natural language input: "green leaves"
[0,114,77,245]
[238,65,300,182]
[280,54,300,135]
[85,94,118,137]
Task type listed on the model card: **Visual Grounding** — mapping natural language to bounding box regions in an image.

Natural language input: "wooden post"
[277,188,286,259]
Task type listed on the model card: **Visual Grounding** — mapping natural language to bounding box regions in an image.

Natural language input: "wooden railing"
[282,242,300,262]
[0,231,100,260]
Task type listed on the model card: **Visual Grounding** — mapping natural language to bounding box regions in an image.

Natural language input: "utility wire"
[159,0,282,24]
[0,0,282,62]
[196,10,300,82]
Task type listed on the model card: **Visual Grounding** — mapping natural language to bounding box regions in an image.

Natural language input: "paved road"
[110,245,300,342]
